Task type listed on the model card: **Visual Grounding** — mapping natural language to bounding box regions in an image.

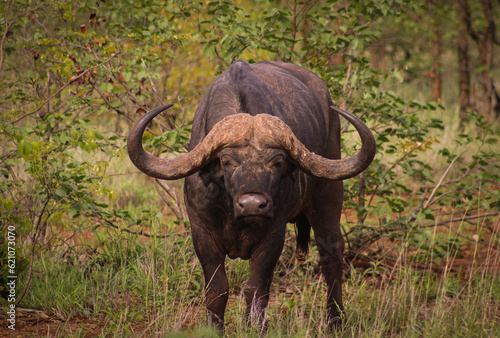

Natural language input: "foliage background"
[0,0,499,336]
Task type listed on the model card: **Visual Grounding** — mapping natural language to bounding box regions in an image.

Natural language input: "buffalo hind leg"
[306,180,345,328]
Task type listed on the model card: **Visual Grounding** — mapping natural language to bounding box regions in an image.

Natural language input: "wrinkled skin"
[185,61,346,330]
[127,60,376,331]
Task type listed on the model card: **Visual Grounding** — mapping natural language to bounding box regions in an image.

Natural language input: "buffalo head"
[128,106,375,225]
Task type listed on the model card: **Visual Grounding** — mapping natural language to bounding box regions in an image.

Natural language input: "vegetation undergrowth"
[1,0,499,336]
[19,218,500,337]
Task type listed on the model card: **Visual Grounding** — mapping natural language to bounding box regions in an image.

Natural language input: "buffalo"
[127,60,376,330]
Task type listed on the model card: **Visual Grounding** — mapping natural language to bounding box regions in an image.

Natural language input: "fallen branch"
[97,218,176,238]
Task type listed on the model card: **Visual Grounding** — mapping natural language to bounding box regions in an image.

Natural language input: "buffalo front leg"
[244,230,285,330]
[203,259,229,330]
[191,226,229,330]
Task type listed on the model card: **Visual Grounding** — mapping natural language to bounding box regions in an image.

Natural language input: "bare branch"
[11,54,120,125]
[154,178,188,227]
[16,190,51,305]
[423,152,464,209]
[0,3,47,73]
[142,58,165,105]
[97,218,181,238]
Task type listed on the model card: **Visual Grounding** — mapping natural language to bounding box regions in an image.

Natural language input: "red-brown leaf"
[117,72,125,83]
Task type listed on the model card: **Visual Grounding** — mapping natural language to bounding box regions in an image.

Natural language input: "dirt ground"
[0,310,104,337]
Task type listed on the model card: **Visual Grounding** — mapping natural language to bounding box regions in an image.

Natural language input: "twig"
[428,212,500,229]
[420,168,471,191]
[141,58,165,105]
[11,54,120,124]
[154,178,187,227]
[87,80,134,123]
[87,80,168,137]
[436,213,500,250]
[423,152,464,209]
[97,218,175,238]
[341,66,357,113]
[16,192,51,305]
[361,148,416,224]
[0,4,46,73]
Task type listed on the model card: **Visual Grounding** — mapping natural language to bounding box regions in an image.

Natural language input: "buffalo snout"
[234,193,273,219]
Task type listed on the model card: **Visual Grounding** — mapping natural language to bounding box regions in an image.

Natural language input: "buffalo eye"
[220,155,237,170]
[268,154,285,171]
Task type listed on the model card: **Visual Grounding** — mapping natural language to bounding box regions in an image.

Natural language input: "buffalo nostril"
[235,193,272,217]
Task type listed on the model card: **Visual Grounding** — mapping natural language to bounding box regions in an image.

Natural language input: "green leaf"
[55,189,67,198]
[394,71,404,83]
[1,198,14,212]
[17,140,33,156]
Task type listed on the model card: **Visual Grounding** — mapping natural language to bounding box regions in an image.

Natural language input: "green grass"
[13,219,499,337]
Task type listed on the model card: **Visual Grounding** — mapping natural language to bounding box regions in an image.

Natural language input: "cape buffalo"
[127,60,376,330]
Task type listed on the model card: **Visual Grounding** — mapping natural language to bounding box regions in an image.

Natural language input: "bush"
[1,0,498,312]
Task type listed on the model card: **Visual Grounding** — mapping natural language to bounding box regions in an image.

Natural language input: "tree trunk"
[427,0,443,103]
[462,0,498,120]
[431,24,442,103]
[455,0,472,127]
[477,0,495,119]
[371,42,386,72]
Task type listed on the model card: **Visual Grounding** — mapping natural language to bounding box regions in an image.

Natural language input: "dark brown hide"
[127,61,376,330]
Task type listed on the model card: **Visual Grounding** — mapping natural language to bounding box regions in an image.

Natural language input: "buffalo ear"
[199,160,224,187]
[283,159,297,180]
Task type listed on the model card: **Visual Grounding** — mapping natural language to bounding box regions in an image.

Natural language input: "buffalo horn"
[254,107,376,180]
[128,105,375,181]
[127,104,254,180]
